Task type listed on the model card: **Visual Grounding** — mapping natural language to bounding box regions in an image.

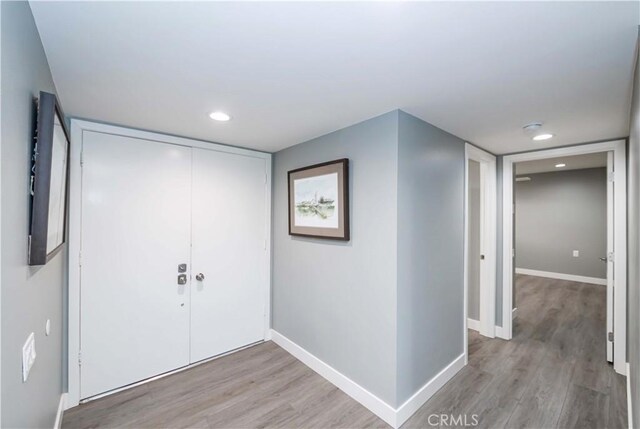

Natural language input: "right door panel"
[190,148,267,363]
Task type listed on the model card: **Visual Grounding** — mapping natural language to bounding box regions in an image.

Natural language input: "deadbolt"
[177,274,187,285]
[195,273,205,281]
[178,263,187,273]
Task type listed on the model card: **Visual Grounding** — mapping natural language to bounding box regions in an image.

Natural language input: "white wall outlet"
[573,250,580,257]
[22,332,36,382]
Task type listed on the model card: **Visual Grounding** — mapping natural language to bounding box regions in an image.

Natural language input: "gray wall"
[395,111,465,405]
[627,29,639,429]
[1,2,66,428]
[272,111,399,405]
[515,168,607,279]
[467,160,481,321]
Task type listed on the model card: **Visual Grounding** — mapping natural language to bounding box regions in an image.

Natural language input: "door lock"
[177,274,187,285]
[178,263,187,273]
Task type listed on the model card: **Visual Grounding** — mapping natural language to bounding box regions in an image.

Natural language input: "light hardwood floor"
[63,274,626,428]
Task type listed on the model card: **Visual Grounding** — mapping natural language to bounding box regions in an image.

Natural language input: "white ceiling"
[30,1,639,154]
[515,152,608,175]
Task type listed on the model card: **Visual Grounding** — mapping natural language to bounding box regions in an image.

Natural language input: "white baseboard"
[515,268,606,286]
[54,393,66,429]
[270,330,397,426]
[270,329,464,429]
[627,363,633,429]
[467,318,480,332]
[395,353,465,426]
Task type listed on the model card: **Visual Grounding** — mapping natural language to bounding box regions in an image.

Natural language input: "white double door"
[80,131,267,399]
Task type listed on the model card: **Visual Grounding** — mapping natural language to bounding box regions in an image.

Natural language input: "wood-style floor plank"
[557,384,609,429]
[402,275,625,429]
[63,274,626,429]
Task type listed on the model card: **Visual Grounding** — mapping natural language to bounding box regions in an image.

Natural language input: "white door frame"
[464,143,497,360]
[501,139,627,375]
[66,119,272,408]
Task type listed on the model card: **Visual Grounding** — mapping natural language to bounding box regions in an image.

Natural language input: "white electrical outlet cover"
[573,250,579,257]
[22,332,36,382]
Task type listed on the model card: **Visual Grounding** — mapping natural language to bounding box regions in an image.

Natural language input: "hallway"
[403,274,627,428]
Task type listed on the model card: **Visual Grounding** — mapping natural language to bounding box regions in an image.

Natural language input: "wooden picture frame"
[28,91,70,265]
[288,158,350,241]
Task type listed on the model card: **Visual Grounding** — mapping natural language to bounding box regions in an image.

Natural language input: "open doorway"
[501,140,627,375]
[464,144,497,360]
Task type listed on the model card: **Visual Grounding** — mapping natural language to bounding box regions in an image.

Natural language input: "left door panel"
[80,131,191,399]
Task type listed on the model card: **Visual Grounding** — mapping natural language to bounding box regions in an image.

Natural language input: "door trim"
[501,139,627,375]
[464,143,497,361]
[67,119,273,408]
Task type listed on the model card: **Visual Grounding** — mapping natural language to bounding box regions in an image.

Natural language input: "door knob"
[195,273,205,281]
[600,257,608,262]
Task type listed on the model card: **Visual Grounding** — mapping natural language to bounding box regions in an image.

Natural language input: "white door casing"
[464,143,497,361]
[606,151,614,363]
[190,148,268,363]
[501,140,626,375]
[79,131,192,398]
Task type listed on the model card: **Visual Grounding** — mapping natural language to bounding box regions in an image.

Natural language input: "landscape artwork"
[294,173,339,228]
[288,159,349,240]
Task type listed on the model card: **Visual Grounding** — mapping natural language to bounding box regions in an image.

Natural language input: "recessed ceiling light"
[533,133,554,141]
[209,111,231,122]
[555,163,566,168]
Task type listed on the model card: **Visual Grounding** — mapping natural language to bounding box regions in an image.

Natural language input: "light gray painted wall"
[627,29,639,429]
[515,168,607,279]
[1,2,66,428]
[467,160,481,321]
[396,111,465,405]
[272,111,399,405]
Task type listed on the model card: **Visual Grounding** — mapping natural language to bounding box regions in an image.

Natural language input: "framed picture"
[288,158,350,240]
[28,91,70,265]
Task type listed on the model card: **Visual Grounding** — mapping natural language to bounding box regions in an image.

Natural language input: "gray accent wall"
[272,111,399,405]
[515,168,607,279]
[273,110,467,407]
[1,2,66,428]
[627,29,639,429]
[467,160,481,321]
[396,111,465,405]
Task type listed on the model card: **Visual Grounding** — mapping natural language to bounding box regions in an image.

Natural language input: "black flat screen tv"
[28,91,70,265]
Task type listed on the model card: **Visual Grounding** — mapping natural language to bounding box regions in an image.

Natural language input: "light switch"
[573,250,579,257]
[22,332,36,382]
